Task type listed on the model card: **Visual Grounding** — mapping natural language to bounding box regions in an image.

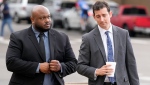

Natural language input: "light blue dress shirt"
[32,27,54,85]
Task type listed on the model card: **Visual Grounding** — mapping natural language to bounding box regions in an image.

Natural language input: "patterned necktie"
[105,31,115,84]
[38,33,46,59]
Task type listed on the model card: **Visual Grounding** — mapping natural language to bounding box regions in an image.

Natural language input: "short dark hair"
[93,1,110,15]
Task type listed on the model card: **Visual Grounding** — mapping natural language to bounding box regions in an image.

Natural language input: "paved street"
[0,21,150,85]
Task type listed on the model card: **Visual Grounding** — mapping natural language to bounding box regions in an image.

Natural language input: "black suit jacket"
[6,26,77,85]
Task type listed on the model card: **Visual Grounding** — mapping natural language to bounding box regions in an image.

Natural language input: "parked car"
[111,5,150,36]
[43,0,77,27]
[62,0,94,30]
[8,0,43,23]
[86,4,150,37]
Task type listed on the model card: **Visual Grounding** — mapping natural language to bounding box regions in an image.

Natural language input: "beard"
[34,23,51,32]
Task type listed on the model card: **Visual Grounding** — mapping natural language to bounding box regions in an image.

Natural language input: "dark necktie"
[38,33,46,59]
[105,31,115,84]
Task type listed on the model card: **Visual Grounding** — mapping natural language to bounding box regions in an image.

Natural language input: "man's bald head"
[30,5,52,32]
[31,5,50,18]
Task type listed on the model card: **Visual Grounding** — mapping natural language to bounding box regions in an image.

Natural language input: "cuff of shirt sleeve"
[36,63,40,73]
[94,69,98,80]
[60,63,63,73]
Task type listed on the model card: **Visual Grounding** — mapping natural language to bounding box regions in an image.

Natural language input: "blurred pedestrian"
[77,1,139,85]
[77,0,89,33]
[0,0,13,41]
[6,5,77,85]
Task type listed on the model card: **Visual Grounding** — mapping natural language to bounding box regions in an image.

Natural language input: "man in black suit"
[6,5,77,85]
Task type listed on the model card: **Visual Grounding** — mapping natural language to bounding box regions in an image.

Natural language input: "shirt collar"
[32,26,48,38]
[98,23,113,35]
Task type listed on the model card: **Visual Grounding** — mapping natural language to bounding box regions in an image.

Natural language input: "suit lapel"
[49,29,55,60]
[28,27,46,61]
[112,25,119,62]
[93,26,107,62]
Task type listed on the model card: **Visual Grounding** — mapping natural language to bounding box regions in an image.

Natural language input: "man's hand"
[49,60,61,72]
[39,62,51,74]
[95,65,113,76]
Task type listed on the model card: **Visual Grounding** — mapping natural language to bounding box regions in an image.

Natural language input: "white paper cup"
[106,62,116,77]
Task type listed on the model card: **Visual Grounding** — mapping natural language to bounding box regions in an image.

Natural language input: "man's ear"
[30,16,34,24]
[109,11,113,18]
[93,14,95,20]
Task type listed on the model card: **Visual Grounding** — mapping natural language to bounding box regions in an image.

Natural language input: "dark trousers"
[104,82,117,85]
